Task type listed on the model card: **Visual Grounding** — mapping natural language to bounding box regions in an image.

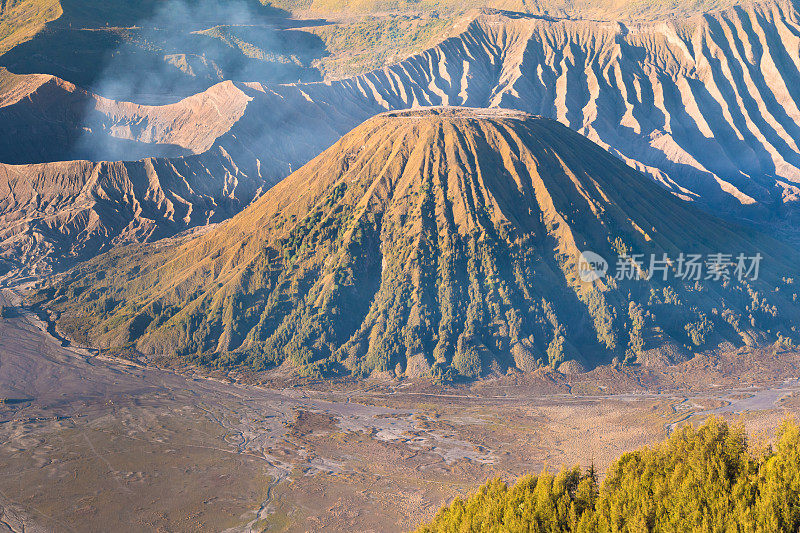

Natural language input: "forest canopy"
[416,417,800,532]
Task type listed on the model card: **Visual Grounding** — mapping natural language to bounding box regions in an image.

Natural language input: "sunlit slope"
[286,3,800,219]
[0,78,343,281]
[0,0,757,87]
[46,108,800,378]
[0,0,61,55]
[416,418,800,532]
[7,3,800,281]
[270,0,749,23]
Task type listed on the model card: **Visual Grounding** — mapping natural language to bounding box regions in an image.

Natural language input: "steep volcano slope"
[278,2,800,219]
[45,109,800,378]
[0,79,346,280]
[0,0,744,86]
[0,68,252,163]
[8,2,800,281]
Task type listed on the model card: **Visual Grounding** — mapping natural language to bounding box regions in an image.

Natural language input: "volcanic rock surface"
[6,2,800,281]
[0,75,348,280]
[269,2,800,218]
[43,108,800,378]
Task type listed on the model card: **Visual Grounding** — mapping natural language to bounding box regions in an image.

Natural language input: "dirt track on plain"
[2,288,800,531]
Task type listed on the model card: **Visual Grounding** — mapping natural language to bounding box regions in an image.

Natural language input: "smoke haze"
[72,0,328,161]
[92,0,326,104]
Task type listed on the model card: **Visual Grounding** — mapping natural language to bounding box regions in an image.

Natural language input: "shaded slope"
[0,79,346,281]
[277,2,800,220]
[0,0,326,101]
[0,68,252,163]
[8,3,800,282]
[44,108,800,378]
[0,0,750,65]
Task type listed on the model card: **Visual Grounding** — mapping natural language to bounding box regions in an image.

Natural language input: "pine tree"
[416,418,800,533]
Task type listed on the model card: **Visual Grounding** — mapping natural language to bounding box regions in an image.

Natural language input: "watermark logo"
[578,250,609,282]
[577,251,762,282]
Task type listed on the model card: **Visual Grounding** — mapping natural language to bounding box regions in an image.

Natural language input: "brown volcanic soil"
[7,3,800,283]
[0,68,251,164]
[44,107,800,380]
[3,287,800,531]
[0,77,349,282]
